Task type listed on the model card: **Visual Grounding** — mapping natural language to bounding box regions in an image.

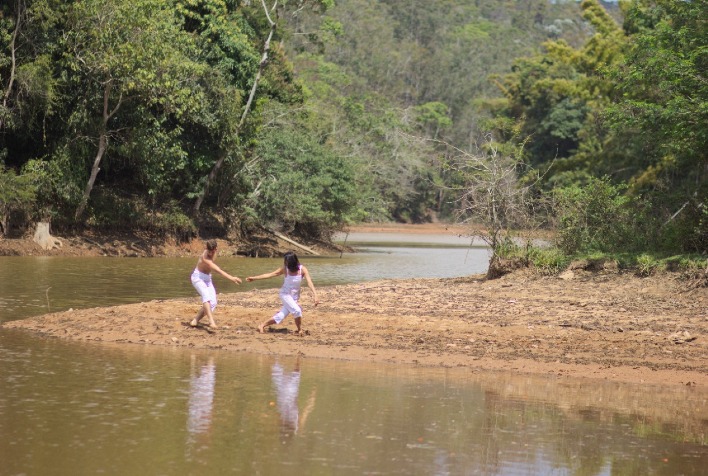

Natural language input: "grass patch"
[496,240,706,283]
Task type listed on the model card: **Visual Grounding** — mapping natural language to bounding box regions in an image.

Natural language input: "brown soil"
[0,228,341,258]
[5,267,706,387]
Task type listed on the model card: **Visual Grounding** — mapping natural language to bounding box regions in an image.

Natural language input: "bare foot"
[190,319,198,327]
[258,324,265,334]
[208,322,218,329]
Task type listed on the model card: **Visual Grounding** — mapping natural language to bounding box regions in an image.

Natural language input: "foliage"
[553,176,651,254]
[0,0,333,237]
[290,53,438,223]
[0,165,37,237]
[483,0,626,188]
[482,0,705,256]
[244,106,359,240]
[285,0,604,222]
[20,153,85,226]
[607,0,707,195]
[603,0,707,253]
[0,0,703,261]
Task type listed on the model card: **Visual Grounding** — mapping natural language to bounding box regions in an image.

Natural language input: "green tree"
[483,0,626,188]
[0,0,62,158]
[191,0,333,214]
[0,165,36,237]
[285,0,603,222]
[607,0,707,196]
[245,105,358,239]
[62,0,208,220]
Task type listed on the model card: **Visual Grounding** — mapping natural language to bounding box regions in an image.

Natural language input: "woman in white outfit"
[190,240,242,329]
[247,251,319,334]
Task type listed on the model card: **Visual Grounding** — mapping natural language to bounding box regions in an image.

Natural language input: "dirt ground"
[3,223,706,387]
[0,222,483,257]
[5,266,706,387]
[0,225,341,258]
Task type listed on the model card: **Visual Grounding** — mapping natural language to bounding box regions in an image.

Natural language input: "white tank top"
[280,265,302,298]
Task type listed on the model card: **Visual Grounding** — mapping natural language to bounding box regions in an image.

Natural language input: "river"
[0,231,705,475]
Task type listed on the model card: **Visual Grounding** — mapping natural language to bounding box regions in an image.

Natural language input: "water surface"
[0,331,705,475]
[0,233,490,322]
[1,232,706,474]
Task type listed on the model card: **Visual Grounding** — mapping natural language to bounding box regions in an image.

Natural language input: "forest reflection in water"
[0,332,705,475]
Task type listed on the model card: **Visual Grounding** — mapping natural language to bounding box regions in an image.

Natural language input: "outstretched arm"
[206,259,242,284]
[302,266,319,306]
[246,266,284,282]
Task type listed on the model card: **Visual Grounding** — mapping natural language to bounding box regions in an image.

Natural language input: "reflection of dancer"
[187,356,216,439]
[271,359,316,437]
[246,251,319,335]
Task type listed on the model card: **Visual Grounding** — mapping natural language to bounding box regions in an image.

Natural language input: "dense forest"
[0,0,705,259]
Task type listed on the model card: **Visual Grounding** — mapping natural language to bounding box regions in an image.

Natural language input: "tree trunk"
[33,222,62,250]
[75,81,120,221]
[269,228,320,256]
[0,206,8,238]
[75,130,107,221]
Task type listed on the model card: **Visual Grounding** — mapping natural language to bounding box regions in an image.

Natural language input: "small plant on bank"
[669,255,708,289]
[527,247,570,275]
[496,241,571,276]
[636,254,661,277]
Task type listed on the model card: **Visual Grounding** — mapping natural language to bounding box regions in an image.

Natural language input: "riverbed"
[1,229,707,474]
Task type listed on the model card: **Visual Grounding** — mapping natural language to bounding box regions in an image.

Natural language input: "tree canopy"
[0,0,704,254]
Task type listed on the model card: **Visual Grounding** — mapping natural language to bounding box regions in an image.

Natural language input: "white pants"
[191,269,217,311]
[273,291,302,324]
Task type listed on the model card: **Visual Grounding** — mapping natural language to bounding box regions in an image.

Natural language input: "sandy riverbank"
[4,268,706,387]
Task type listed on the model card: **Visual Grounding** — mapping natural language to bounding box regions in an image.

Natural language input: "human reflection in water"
[187,355,216,450]
[271,358,316,440]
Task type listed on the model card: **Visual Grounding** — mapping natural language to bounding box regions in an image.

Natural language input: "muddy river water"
[0,233,705,474]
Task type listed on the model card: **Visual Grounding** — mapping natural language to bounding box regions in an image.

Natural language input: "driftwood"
[268,229,320,256]
[33,222,63,250]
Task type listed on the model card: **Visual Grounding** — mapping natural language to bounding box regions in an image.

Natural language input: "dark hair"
[206,240,217,251]
[283,251,300,273]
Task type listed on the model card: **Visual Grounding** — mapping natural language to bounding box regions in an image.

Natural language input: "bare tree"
[447,134,543,278]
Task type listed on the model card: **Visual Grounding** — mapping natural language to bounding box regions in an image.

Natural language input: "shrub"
[528,247,570,275]
[249,127,358,240]
[635,253,660,277]
[553,177,640,254]
[0,166,37,237]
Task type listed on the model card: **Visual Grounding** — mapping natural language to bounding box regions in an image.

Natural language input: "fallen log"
[268,229,320,256]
